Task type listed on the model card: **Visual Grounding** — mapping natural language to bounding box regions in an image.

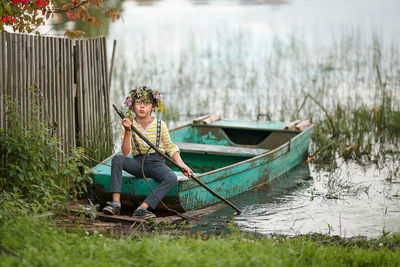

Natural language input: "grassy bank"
[1,216,400,267]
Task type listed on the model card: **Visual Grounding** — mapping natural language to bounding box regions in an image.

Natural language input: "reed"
[111,29,399,122]
[110,29,399,167]
[81,116,113,168]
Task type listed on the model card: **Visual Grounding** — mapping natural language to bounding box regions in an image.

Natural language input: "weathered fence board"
[0,32,111,158]
[0,32,5,129]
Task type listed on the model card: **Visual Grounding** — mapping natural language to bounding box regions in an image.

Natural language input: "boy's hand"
[122,118,132,131]
[181,163,194,177]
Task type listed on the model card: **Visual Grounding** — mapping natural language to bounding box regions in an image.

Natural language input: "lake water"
[54,0,400,237]
[107,0,400,125]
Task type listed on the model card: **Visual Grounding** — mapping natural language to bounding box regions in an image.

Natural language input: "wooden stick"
[113,104,241,214]
[284,120,301,130]
[202,115,220,125]
[307,151,321,163]
[295,120,311,131]
[193,114,211,124]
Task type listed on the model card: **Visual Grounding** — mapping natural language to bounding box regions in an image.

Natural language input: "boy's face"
[133,98,156,118]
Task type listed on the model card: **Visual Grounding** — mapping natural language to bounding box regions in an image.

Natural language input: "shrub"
[0,97,92,216]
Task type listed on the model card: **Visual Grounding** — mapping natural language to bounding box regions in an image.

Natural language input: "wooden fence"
[0,32,112,157]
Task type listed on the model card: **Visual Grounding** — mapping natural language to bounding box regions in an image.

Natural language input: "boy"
[103,86,193,219]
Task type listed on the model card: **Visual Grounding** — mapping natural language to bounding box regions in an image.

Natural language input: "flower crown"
[124,86,166,114]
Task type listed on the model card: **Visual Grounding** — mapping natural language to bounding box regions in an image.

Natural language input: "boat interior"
[168,116,305,173]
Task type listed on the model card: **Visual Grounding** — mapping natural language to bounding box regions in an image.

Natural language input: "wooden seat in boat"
[175,142,269,157]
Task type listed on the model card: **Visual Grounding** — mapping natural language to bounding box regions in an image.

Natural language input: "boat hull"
[177,125,313,211]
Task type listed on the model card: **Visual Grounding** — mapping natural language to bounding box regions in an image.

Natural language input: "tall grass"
[111,29,399,127]
[81,116,113,167]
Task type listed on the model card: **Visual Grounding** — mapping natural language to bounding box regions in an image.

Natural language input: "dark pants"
[110,153,177,209]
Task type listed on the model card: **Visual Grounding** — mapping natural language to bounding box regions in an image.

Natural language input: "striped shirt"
[121,117,179,157]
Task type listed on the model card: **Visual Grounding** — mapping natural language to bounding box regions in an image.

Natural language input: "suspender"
[132,118,162,155]
[156,118,161,148]
[133,133,141,154]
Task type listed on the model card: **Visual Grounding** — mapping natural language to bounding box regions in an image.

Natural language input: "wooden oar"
[113,104,241,214]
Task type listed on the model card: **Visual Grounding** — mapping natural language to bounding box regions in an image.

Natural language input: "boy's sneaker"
[102,201,121,215]
[132,206,156,219]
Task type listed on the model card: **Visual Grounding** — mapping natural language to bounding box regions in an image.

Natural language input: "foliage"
[0,97,92,215]
[0,0,120,38]
[1,216,400,266]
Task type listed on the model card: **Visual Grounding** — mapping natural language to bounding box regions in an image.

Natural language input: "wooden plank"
[0,32,5,129]
[59,37,66,153]
[95,38,100,141]
[175,142,270,157]
[71,40,76,148]
[38,35,43,121]
[75,40,85,146]
[90,38,95,144]
[21,34,28,123]
[26,34,33,124]
[60,38,67,152]
[87,39,92,144]
[62,38,68,151]
[47,37,52,131]
[56,38,62,148]
[69,39,75,148]
[45,36,50,126]
[88,39,93,143]
[69,200,224,225]
[7,33,14,102]
[21,35,27,121]
[50,37,56,134]
[74,41,80,146]
[108,39,116,90]
[16,34,25,121]
[93,38,100,131]
[15,34,21,109]
[34,35,40,122]
[99,38,105,131]
[67,40,75,148]
[80,40,86,145]
[101,38,106,127]
[55,37,61,146]
[54,36,58,133]
[38,35,44,121]
[82,40,88,145]
[21,34,26,123]
[102,37,109,98]
[98,38,106,136]
[101,37,111,141]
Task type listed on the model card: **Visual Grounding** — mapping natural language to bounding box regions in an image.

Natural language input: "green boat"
[91,117,313,212]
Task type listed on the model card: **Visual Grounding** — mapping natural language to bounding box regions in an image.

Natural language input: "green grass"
[1,216,400,267]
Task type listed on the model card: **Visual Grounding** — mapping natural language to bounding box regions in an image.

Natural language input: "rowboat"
[91,116,313,213]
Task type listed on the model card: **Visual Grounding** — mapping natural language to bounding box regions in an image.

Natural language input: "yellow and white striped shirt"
[121,118,179,157]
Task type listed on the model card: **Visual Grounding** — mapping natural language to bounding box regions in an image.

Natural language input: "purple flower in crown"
[153,93,162,99]
[124,98,133,106]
